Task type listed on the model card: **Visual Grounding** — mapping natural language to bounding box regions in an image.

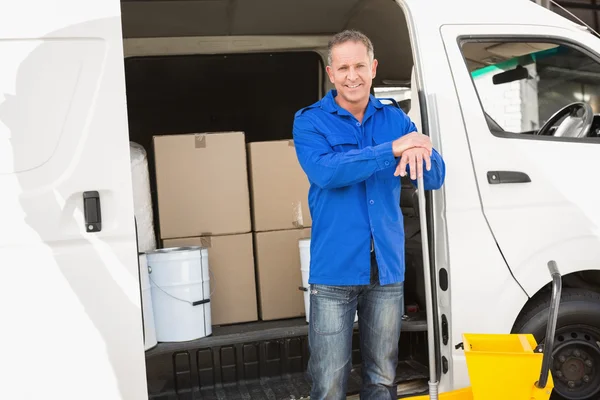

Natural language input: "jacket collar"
[320,89,383,115]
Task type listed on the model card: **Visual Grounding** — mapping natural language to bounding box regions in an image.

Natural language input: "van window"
[373,86,411,112]
[458,40,600,140]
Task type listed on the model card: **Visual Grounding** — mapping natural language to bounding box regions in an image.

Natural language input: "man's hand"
[394,147,431,179]
[392,132,432,157]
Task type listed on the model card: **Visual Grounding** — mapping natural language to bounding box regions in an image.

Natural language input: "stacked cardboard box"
[247,140,312,321]
[153,133,312,325]
[153,132,258,326]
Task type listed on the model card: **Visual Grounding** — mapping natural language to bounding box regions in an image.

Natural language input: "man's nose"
[348,67,357,80]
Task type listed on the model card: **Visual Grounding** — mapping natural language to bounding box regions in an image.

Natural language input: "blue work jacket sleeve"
[397,113,446,191]
[293,116,397,190]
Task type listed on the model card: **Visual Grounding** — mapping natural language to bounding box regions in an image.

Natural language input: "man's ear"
[326,65,335,84]
[371,59,378,79]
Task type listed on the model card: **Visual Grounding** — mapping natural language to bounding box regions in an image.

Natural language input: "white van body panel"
[0,1,147,399]
[404,0,582,29]
[399,1,530,390]
[402,0,600,391]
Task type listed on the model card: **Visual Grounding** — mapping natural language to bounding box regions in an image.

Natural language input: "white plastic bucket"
[147,246,212,342]
[299,238,357,323]
[139,253,157,350]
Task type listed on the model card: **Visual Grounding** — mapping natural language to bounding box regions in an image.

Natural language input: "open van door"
[0,1,147,399]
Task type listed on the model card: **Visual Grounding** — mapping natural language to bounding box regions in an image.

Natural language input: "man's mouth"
[346,84,361,89]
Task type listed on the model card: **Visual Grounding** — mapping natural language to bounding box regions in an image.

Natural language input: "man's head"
[326,30,378,109]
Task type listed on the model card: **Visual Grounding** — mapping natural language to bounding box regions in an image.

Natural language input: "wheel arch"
[510,281,600,399]
[511,269,600,333]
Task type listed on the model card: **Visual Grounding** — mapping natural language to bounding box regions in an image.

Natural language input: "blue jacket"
[292,90,445,285]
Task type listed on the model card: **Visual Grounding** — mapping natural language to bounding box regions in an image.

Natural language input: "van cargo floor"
[148,360,428,399]
[146,315,428,399]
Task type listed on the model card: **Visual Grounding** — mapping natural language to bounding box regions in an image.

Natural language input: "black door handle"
[487,171,531,184]
[83,191,102,232]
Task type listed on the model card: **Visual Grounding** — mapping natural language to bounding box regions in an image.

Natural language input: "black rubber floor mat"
[146,318,429,399]
[148,361,428,399]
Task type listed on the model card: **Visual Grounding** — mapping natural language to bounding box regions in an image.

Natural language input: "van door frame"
[398,1,447,388]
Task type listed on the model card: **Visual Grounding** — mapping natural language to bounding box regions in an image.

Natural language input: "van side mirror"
[492,65,531,85]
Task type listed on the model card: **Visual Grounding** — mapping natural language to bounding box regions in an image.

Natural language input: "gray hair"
[327,30,375,66]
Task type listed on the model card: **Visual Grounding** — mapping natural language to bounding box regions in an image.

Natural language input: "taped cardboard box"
[254,228,311,321]
[154,132,251,239]
[247,140,311,232]
[162,233,258,326]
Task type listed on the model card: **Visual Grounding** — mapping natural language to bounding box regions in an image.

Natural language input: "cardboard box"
[163,233,258,326]
[154,132,251,239]
[254,228,311,320]
[247,140,311,232]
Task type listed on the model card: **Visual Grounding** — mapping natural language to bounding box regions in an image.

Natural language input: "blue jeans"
[307,261,404,400]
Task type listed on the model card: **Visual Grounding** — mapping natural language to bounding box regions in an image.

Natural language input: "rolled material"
[130,142,157,252]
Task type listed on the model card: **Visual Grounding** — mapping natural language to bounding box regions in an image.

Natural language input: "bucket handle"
[148,266,215,307]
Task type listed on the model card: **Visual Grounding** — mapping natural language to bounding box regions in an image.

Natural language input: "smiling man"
[292,30,446,399]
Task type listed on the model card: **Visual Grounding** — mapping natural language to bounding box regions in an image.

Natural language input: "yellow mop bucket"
[462,333,554,399]
[407,260,561,400]
[458,261,562,400]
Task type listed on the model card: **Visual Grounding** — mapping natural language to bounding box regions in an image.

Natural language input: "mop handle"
[536,260,562,389]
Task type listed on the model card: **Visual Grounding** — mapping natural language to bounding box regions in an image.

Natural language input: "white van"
[2,0,600,399]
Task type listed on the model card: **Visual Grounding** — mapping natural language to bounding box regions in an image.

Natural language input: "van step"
[346,379,429,399]
[146,315,428,399]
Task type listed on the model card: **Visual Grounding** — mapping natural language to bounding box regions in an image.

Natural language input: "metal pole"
[417,175,438,399]
[536,261,562,389]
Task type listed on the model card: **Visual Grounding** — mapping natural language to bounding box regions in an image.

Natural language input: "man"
[292,30,445,400]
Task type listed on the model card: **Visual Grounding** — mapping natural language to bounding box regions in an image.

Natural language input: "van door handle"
[487,171,531,184]
[83,191,102,232]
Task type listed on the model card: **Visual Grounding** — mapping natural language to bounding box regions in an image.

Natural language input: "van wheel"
[513,288,600,400]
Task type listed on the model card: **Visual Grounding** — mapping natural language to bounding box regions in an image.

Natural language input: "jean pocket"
[310,284,351,336]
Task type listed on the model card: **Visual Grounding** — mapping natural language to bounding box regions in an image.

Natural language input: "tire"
[513,288,600,400]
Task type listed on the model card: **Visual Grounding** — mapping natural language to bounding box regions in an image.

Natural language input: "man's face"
[326,41,378,107]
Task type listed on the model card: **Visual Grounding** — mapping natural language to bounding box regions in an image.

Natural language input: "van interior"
[121,0,430,397]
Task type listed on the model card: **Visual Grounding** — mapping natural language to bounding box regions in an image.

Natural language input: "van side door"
[440,23,600,297]
[0,1,147,399]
